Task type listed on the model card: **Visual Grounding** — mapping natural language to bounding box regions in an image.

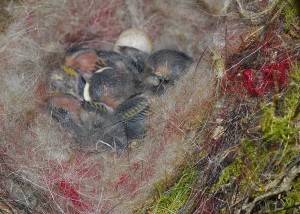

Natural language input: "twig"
[240,159,300,213]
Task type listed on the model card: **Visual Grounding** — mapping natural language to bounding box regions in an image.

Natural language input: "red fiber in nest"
[115,162,140,194]
[220,25,295,97]
[242,59,290,96]
[58,179,90,211]
[45,154,105,212]
[222,59,291,97]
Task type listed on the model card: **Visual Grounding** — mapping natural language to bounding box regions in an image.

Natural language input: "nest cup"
[0,0,225,213]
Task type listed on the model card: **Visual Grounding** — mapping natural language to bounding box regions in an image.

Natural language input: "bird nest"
[0,0,300,213]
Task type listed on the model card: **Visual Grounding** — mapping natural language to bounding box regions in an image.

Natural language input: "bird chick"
[63,47,107,74]
[96,47,164,94]
[60,46,162,108]
[49,68,78,95]
[96,46,148,75]
[47,94,128,152]
[84,67,142,109]
[116,46,149,74]
[115,95,149,139]
[147,49,193,83]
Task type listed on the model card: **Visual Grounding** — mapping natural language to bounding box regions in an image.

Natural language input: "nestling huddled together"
[48,29,193,152]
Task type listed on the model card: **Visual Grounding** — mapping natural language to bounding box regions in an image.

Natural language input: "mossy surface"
[283,0,300,40]
[283,0,300,31]
[279,176,300,213]
[147,168,197,214]
[211,63,300,212]
[261,65,300,144]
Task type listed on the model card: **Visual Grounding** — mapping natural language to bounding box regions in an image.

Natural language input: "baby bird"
[62,47,107,74]
[47,94,128,151]
[84,67,143,109]
[81,94,149,142]
[106,46,165,95]
[115,95,149,139]
[147,49,193,83]
[62,46,165,97]
[63,46,147,75]
[85,66,167,108]
[49,68,78,95]
[115,46,149,74]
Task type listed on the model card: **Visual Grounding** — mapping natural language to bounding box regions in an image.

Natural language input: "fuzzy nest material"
[0,0,219,213]
[1,0,300,213]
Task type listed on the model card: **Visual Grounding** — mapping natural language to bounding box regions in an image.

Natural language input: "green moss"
[261,64,300,144]
[211,156,242,193]
[283,0,300,31]
[212,139,267,195]
[274,176,300,214]
[283,176,300,210]
[261,103,297,143]
[212,63,300,212]
[286,65,300,119]
[151,168,198,214]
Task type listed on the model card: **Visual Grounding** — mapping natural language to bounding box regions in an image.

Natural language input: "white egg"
[114,28,152,53]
